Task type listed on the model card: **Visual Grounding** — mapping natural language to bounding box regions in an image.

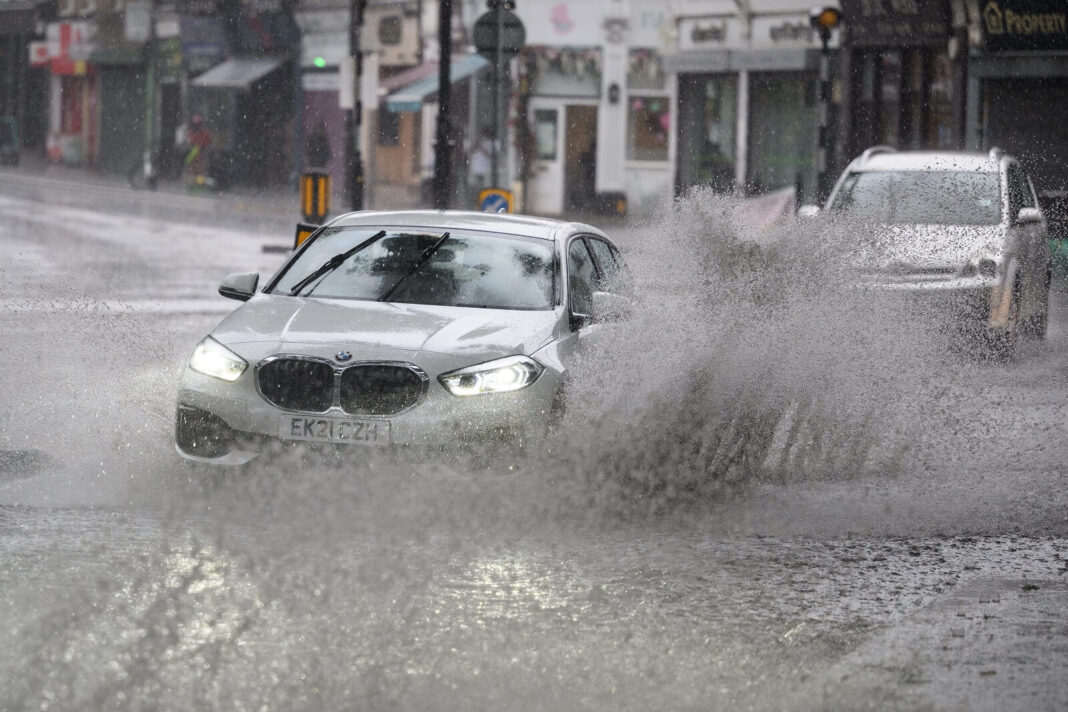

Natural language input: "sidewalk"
[0,152,635,231]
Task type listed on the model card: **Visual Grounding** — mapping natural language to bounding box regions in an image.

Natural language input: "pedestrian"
[184,115,213,191]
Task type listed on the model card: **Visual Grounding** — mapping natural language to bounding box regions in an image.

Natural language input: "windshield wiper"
[288,230,387,296]
[378,232,450,302]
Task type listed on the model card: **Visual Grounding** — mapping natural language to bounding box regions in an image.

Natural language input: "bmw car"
[175,211,627,465]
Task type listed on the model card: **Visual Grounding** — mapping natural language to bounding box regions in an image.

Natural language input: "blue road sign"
[479,188,513,213]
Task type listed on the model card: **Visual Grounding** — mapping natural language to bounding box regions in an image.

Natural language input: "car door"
[1008,164,1043,313]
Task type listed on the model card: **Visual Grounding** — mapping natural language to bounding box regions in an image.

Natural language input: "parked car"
[800,146,1052,354]
[176,210,627,465]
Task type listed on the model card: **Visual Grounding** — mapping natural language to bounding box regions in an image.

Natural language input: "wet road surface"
[1,184,1066,711]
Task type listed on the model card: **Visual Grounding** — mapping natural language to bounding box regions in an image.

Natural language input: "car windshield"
[271,227,556,310]
[829,170,1002,225]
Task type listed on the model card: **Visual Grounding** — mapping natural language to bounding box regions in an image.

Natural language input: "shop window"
[627,49,664,91]
[747,72,817,198]
[534,109,557,160]
[676,75,737,193]
[626,49,668,162]
[379,109,400,146]
[528,46,601,98]
[627,96,669,162]
[378,16,402,45]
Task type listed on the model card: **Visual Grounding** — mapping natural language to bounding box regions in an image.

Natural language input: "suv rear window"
[830,171,1002,226]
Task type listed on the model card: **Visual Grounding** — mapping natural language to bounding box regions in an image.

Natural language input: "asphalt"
[0,154,632,236]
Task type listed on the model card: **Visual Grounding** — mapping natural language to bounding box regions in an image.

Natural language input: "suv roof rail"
[858,145,896,163]
[988,146,1004,161]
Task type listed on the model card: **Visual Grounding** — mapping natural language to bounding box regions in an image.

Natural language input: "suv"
[803,146,1052,353]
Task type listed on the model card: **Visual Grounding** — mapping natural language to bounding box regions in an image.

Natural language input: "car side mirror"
[218,272,259,301]
[1016,206,1042,225]
[590,291,632,323]
[797,205,821,218]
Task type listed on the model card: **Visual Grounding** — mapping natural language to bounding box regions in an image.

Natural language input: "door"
[528,100,563,214]
[527,100,598,214]
[563,105,597,211]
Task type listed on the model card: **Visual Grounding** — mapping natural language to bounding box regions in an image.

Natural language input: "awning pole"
[346,0,366,211]
[433,0,452,209]
[491,0,501,188]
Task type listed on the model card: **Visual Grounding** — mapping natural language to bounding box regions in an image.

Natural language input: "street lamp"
[810,6,839,204]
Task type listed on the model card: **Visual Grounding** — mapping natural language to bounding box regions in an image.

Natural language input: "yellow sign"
[294,222,318,250]
[300,172,331,224]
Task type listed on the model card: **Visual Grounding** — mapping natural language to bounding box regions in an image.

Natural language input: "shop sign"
[29,41,50,67]
[982,0,1068,51]
[839,0,949,47]
[43,21,96,75]
[676,16,746,51]
[751,15,840,49]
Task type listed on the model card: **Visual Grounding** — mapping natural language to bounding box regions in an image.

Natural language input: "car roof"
[328,209,609,242]
[851,148,1004,174]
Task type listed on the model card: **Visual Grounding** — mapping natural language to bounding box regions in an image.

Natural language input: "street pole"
[810,7,839,206]
[142,0,158,189]
[433,0,452,209]
[491,0,502,188]
[346,0,366,211]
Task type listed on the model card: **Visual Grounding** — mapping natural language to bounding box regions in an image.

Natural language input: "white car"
[803,147,1052,353]
[176,210,627,465]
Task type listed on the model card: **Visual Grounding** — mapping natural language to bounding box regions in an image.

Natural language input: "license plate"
[281,415,391,445]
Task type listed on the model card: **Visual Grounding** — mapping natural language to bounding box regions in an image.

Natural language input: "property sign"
[981,0,1068,51]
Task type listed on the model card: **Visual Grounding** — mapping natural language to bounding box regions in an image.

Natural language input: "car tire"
[985,277,1022,361]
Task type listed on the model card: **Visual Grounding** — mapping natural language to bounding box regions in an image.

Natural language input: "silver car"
[176,210,626,465]
[805,147,1052,353]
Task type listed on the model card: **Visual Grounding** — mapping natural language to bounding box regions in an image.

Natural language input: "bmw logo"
[335,351,352,362]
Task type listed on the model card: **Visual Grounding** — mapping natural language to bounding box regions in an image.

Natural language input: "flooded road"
[1,184,1066,711]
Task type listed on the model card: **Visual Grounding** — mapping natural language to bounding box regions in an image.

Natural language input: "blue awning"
[386,54,490,113]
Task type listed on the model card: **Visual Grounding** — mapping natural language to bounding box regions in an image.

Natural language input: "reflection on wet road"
[1,188,1066,710]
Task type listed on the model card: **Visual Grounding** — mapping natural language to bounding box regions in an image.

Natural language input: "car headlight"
[438,355,544,396]
[960,249,1002,279]
[189,336,247,382]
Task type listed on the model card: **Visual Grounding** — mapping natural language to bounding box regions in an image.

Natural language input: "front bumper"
[175,361,561,465]
[857,275,1006,333]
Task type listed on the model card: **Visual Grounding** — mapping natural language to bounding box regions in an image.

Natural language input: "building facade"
[666,0,835,205]
[967,0,1068,195]
[512,0,675,215]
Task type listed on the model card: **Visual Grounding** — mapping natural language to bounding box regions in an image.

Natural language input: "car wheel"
[985,277,1022,360]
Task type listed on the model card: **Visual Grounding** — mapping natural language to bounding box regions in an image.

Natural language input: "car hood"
[851,223,1004,272]
[212,294,559,359]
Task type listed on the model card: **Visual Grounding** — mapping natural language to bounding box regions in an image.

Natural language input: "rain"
[2,1,1068,711]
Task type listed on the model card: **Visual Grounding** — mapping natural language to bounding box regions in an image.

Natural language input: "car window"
[830,170,1002,225]
[271,227,555,310]
[567,239,598,316]
[586,238,619,288]
[1008,165,1024,218]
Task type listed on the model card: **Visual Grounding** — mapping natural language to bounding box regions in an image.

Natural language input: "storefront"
[667,6,830,204]
[1,0,51,162]
[186,5,299,188]
[516,0,675,215]
[40,20,98,167]
[90,8,147,177]
[836,0,961,168]
[967,0,1068,195]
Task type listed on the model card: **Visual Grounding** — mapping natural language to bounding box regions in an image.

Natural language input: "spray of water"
[4,190,1045,711]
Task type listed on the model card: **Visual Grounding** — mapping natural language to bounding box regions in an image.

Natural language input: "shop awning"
[385,54,490,113]
[192,56,286,89]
